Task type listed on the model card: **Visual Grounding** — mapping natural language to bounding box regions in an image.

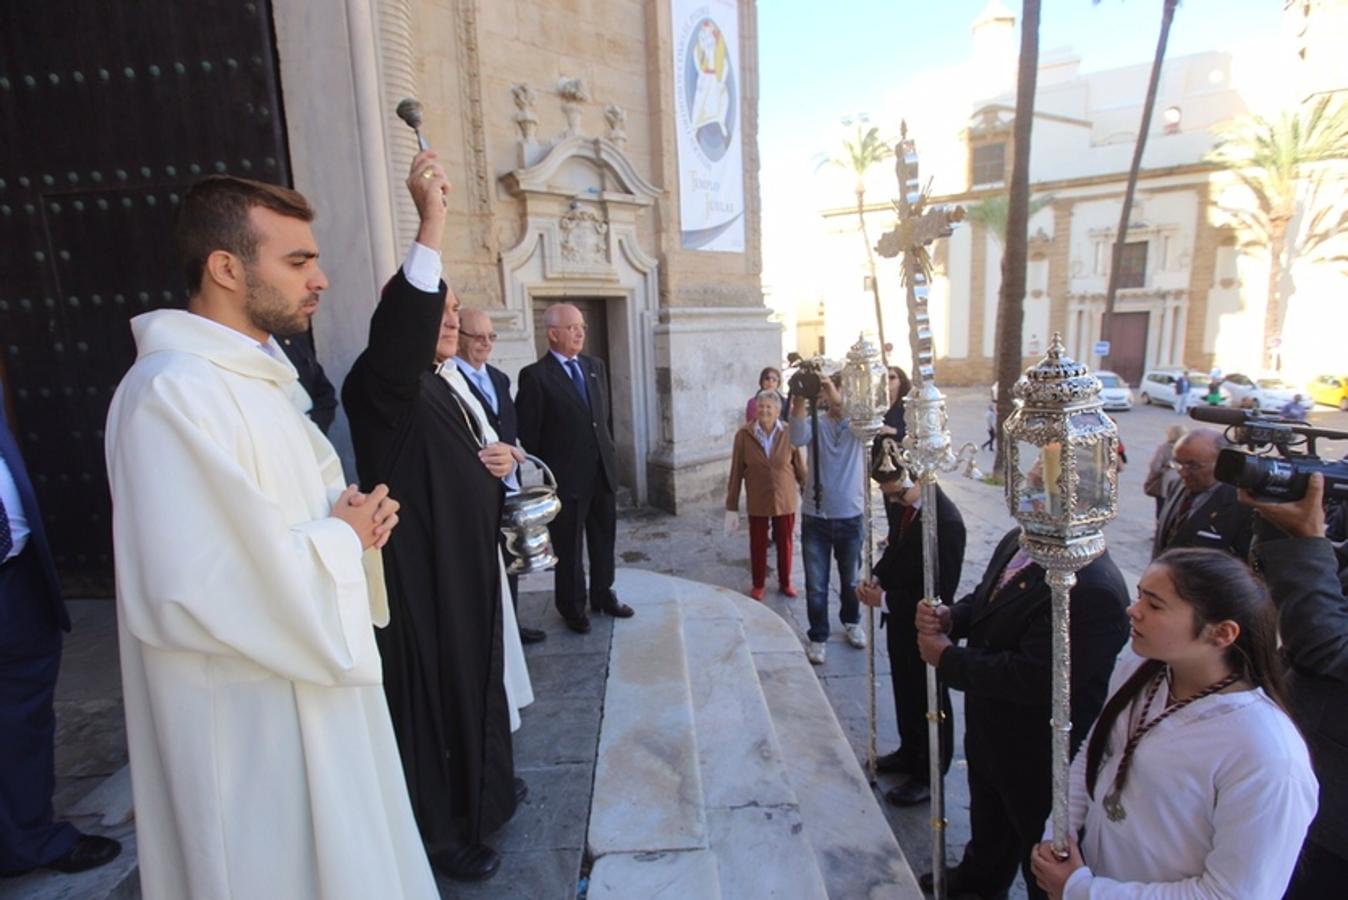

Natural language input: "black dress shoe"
[519,626,547,644]
[592,595,635,618]
[885,779,931,807]
[563,613,591,634]
[918,867,1004,899]
[514,777,529,805]
[875,750,908,774]
[45,834,122,874]
[432,844,501,882]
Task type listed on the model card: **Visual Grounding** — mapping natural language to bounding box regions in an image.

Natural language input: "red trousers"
[749,513,795,589]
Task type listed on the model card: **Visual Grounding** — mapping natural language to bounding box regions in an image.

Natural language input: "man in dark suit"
[515,303,634,634]
[0,399,121,875]
[455,306,545,644]
[857,466,965,808]
[279,329,338,433]
[1152,428,1252,560]
[915,527,1129,900]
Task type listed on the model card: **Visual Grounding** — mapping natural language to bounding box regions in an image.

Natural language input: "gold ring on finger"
[421,169,435,180]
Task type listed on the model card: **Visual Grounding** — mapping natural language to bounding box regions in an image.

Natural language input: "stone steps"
[588,570,920,898]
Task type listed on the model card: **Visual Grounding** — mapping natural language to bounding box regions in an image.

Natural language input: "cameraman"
[790,373,867,666]
[1244,473,1348,896]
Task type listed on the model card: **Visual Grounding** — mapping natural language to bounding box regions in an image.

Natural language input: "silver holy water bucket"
[501,454,562,574]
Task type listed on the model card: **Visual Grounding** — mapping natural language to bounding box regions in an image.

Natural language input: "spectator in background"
[745,367,786,423]
[1174,372,1191,417]
[1281,393,1311,421]
[1152,429,1253,561]
[1245,474,1348,897]
[982,398,997,452]
[725,391,805,601]
[1144,425,1186,518]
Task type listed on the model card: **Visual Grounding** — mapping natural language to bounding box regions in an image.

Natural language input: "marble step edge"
[741,595,926,899]
[680,599,830,899]
[587,589,709,856]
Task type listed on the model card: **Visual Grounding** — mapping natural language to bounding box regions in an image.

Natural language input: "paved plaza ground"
[9,386,1347,899]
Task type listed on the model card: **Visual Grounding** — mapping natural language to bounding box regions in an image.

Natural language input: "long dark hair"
[758,367,782,389]
[888,366,911,401]
[1085,548,1288,798]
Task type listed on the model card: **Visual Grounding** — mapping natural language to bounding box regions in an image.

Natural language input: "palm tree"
[965,193,1055,247]
[818,123,894,362]
[992,0,1042,473]
[1098,0,1180,350]
[1206,95,1348,370]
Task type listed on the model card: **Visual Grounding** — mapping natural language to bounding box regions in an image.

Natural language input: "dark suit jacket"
[0,403,68,632]
[1253,535,1348,856]
[460,362,518,447]
[1153,480,1253,560]
[873,485,965,624]
[941,528,1129,787]
[515,352,617,499]
[279,331,337,434]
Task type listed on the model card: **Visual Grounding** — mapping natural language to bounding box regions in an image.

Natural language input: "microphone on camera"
[1188,406,1254,427]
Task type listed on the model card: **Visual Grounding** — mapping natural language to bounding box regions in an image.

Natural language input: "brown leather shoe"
[592,594,635,618]
[563,613,591,634]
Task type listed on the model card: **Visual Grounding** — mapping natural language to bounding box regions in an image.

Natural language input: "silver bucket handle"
[520,453,558,491]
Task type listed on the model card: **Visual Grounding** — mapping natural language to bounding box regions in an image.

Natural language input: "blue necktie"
[0,495,12,561]
[474,370,497,414]
[566,359,590,407]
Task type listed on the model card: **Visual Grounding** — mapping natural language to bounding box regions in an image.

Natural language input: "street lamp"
[1003,333,1119,857]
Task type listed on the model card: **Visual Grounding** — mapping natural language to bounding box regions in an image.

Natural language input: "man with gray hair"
[516,303,634,634]
[1152,427,1253,559]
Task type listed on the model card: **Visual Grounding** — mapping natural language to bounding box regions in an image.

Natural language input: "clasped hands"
[333,484,400,550]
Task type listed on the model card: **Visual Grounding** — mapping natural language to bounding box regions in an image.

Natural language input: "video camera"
[1189,406,1348,502]
[784,353,829,402]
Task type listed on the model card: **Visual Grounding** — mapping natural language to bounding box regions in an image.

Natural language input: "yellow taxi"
[1308,374,1348,411]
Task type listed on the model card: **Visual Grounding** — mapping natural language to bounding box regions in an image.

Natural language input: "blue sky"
[759,0,1284,160]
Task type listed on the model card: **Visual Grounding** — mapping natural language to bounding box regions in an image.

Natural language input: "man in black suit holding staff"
[516,303,634,634]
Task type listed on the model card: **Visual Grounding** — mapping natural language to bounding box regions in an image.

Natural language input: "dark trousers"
[748,513,794,590]
[0,549,77,874]
[1285,840,1348,899]
[549,484,617,621]
[884,597,953,780]
[957,758,1049,900]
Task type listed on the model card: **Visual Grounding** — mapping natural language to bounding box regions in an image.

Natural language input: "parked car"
[1223,373,1299,410]
[1139,368,1229,408]
[1095,371,1134,411]
[1309,374,1348,411]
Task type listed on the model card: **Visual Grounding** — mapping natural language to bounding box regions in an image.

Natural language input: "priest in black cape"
[342,150,522,882]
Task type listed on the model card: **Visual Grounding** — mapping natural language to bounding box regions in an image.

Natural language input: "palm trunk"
[857,189,890,367]
[1263,219,1288,371]
[993,0,1041,475]
[1101,0,1176,356]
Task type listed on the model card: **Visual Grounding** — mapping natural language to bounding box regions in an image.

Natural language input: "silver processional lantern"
[1002,332,1119,857]
[841,332,888,780]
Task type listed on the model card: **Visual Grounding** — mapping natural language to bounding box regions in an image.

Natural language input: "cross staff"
[875,123,977,900]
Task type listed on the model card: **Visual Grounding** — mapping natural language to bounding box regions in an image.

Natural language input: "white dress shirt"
[0,452,30,561]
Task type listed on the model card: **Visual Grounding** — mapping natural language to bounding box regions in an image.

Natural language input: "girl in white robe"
[1030,547,1317,899]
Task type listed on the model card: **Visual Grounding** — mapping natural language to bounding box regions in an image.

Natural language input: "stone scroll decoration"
[560,203,610,266]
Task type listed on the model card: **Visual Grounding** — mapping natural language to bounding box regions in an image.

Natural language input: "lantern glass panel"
[1016,440,1065,517]
[1074,440,1109,515]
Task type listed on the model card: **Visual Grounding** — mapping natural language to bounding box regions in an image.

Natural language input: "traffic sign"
[1093,341,1111,356]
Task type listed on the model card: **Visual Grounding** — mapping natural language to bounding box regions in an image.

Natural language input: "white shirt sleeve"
[402,241,443,292]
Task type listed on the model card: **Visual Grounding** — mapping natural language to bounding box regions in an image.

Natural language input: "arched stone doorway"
[498,135,662,504]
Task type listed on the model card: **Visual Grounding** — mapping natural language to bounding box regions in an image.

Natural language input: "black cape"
[342,269,515,855]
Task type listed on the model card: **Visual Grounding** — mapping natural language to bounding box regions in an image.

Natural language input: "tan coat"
[725,423,806,517]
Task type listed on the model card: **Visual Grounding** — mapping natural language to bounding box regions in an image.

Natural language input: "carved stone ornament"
[557,76,590,136]
[603,103,628,149]
[511,82,539,143]
[559,202,608,264]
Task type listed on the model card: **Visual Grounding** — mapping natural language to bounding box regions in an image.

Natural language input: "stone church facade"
[281,0,778,511]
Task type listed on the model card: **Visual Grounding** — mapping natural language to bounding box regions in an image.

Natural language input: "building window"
[1117,240,1148,288]
[970,143,1006,186]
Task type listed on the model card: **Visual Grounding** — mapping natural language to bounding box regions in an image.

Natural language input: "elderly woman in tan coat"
[725,390,807,601]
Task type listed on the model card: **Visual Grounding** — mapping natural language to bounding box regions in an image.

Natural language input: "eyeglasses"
[461,329,497,343]
[559,323,587,333]
[1169,459,1210,472]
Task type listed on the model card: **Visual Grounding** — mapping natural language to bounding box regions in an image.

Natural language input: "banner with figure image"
[672,0,745,252]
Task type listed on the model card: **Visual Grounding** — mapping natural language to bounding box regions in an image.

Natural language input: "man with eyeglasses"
[455,308,546,645]
[1152,427,1253,560]
[516,304,634,634]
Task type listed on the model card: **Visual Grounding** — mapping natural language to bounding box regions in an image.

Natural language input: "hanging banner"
[672,0,745,252]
